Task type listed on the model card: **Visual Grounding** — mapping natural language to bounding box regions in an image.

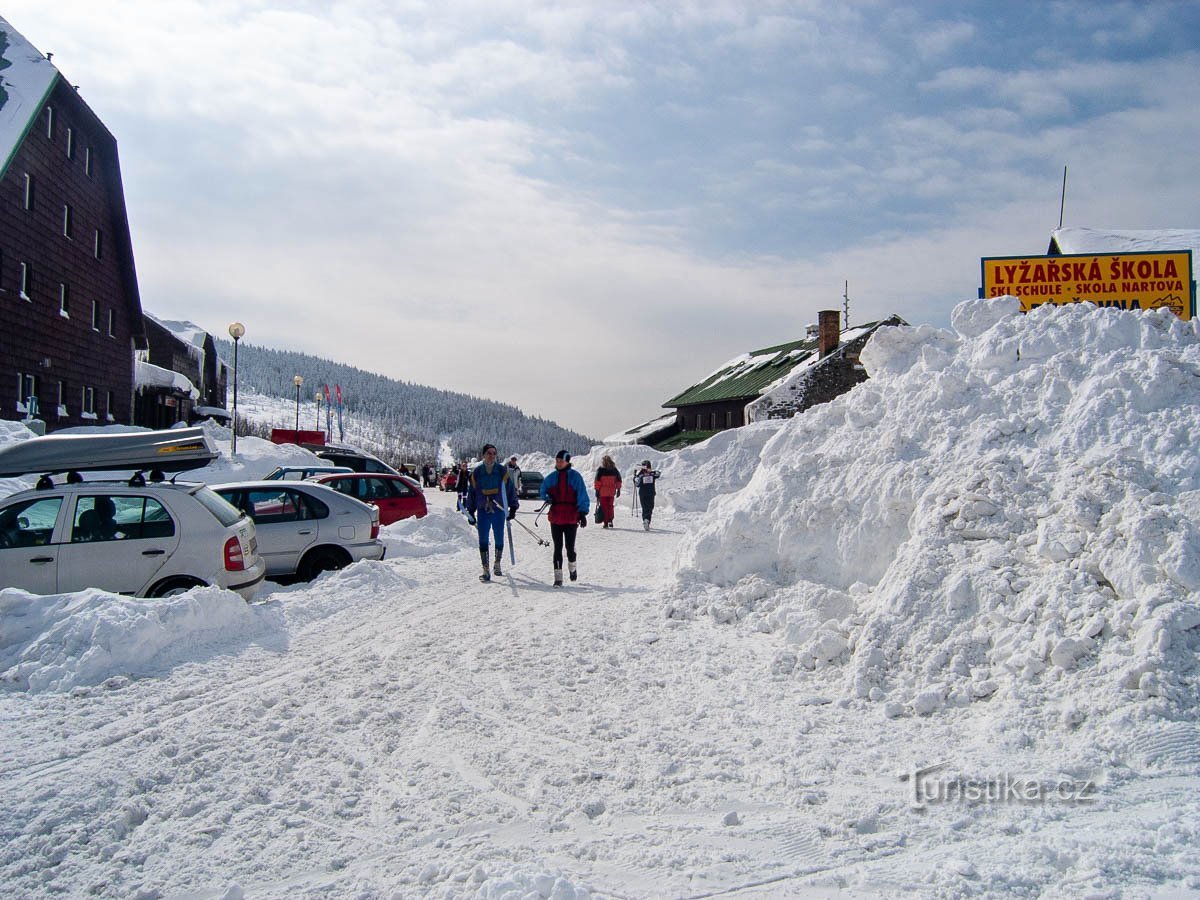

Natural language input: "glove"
[507,506,516,521]
[578,513,587,528]
[616,489,621,498]
[467,513,476,526]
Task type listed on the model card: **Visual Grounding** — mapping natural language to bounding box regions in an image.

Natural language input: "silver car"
[213,481,384,581]
[0,480,266,599]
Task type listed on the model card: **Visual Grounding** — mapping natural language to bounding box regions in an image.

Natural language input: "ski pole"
[513,517,550,547]
[534,501,550,527]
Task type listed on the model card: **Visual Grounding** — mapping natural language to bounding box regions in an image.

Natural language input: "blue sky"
[6,1,1199,437]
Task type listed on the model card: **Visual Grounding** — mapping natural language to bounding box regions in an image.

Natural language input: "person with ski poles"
[634,459,661,531]
[539,450,589,586]
[465,444,518,582]
[593,454,622,529]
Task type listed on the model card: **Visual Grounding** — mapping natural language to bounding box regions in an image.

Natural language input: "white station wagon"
[0,479,265,599]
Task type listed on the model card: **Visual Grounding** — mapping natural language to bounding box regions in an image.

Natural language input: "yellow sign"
[980,251,1194,321]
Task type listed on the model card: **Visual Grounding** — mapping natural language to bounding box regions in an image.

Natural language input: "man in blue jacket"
[466,444,518,582]
[539,450,590,586]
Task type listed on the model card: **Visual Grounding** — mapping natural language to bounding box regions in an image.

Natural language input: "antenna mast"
[1058,164,1068,229]
[842,280,850,329]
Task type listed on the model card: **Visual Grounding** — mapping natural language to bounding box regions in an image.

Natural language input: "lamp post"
[227,322,245,456]
[314,391,322,433]
[293,375,304,439]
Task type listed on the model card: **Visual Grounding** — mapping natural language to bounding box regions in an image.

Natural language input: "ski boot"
[643,518,651,531]
[493,554,503,577]
[568,561,578,582]
[553,567,563,587]
[480,549,491,583]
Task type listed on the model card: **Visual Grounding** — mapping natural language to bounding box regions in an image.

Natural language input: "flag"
[336,384,344,441]
[324,384,332,438]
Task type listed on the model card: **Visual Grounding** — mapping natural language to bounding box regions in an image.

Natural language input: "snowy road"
[3,476,1199,897]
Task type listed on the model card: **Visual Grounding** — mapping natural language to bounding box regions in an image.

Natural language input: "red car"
[310,473,427,525]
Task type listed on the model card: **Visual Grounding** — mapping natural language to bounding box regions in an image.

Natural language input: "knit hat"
[555,450,571,462]
[641,460,652,467]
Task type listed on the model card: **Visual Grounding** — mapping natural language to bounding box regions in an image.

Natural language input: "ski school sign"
[980,250,1195,321]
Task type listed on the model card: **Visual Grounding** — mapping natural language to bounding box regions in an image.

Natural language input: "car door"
[0,495,66,594]
[56,494,181,595]
[239,488,317,576]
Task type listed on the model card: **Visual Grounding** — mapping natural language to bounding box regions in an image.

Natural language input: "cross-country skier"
[539,450,590,586]
[465,444,518,582]
[593,454,622,528]
[634,460,661,531]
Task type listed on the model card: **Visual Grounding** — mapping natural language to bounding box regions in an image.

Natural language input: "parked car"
[213,481,384,581]
[262,465,353,481]
[311,445,399,476]
[518,471,545,499]
[0,478,265,599]
[309,473,428,525]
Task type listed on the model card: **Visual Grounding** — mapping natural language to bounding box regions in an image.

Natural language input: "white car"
[0,479,266,599]
[213,481,384,581]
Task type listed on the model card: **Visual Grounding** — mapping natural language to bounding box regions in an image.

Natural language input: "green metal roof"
[663,336,820,408]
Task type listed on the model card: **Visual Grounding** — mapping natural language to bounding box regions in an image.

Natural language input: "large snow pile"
[666,298,1200,737]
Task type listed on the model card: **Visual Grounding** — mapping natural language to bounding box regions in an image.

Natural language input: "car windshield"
[192,485,245,527]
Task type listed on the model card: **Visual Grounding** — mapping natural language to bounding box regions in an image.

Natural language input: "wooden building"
[0,15,146,430]
[134,314,229,428]
[659,311,905,449]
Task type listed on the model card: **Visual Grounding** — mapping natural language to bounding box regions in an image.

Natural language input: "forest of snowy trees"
[214,339,594,464]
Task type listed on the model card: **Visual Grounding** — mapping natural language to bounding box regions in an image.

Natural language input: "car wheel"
[298,547,350,582]
[149,576,207,597]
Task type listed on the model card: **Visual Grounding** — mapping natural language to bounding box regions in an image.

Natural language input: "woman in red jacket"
[593,454,622,529]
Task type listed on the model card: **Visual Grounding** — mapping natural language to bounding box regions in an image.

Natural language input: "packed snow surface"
[1,299,1198,897]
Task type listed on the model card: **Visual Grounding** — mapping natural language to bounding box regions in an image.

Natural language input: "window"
[725,410,733,428]
[59,282,69,317]
[81,386,96,417]
[107,308,116,337]
[45,105,53,139]
[23,173,33,210]
[56,381,66,417]
[16,373,39,414]
[62,204,73,238]
[105,390,114,422]
[19,262,32,300]
[0,497,63,548]
[696,414,703,430]
[93,230,103,260]
[85,146,93,177]
[710,412,717,430]
[71,495,174,543]
[66,127,74,159]
[91,299,99,331]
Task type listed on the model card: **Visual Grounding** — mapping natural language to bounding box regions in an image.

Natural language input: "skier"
[539,450,590,586]
[634,460,661,531]
[593,454,622,529]
[465,444,518,582]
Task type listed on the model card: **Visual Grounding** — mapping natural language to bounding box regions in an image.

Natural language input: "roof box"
[0,427,218,478]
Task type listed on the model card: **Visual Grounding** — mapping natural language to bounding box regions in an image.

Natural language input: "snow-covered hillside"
[1,299,1198,897]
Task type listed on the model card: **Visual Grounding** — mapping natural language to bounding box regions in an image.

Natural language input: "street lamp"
[293,375,304,438]
[314,391,322,433]
[227,322,245,456]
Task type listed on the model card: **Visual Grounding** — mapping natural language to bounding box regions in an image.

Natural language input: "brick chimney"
[818,309,840,357]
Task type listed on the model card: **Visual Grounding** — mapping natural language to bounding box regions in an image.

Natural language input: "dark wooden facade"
[0,78,145,430]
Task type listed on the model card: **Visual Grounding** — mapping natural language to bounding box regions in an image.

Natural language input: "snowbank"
[666,298,1200,733]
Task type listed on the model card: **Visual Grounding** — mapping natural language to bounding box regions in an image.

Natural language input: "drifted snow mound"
[0,586,263,693]
[666,298,1200,722]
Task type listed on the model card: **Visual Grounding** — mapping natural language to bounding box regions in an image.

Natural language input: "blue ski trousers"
[476,509,505,553]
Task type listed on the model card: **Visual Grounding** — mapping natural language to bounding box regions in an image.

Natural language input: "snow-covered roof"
[1050,227,1200,257]
[134,359,199,399]
[602,412,678,445]
[145,313,210,351]
[0,15,59,178]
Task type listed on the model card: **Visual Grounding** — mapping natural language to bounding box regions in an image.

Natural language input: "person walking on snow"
[465,444,518,582]
[506,455,522,492]
[593,454,622,529]
[539,450,589,586]
[635,460,660,531]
